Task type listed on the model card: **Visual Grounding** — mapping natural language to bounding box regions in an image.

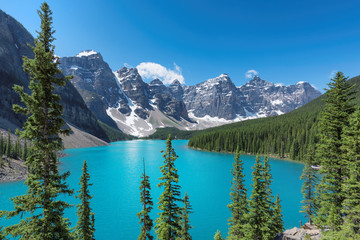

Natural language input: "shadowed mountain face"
[0,9,109,141]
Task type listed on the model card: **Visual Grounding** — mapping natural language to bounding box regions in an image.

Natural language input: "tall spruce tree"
[155,135,182,240]
[315,71,354,229]
[75,160,95,240]
[227,148,248,239]
[137,158,153,240]
[339,110,360,237]
[5,129,10,159]
[214,230,224,240]
[0,226,4,240]
[262,157,277,239]
[273,194,284,234]
[245,156,278,240]
[244,155,267,240]
[0,2,73,239]
[178,192,193,240]
[300,146,318,225]
[22,139,28,161]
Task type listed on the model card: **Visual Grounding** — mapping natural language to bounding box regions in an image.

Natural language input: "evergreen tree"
[0,226,4,240]
[245,156,277,240]
[178,192,193,240]
[245,156,267,240]
[214,230,224,240]
[155,135,182,240]
[75,160,95,240]
[0,3,73,239]
[300,146,318,225]
[0,135,4,156]
[5,129,10,158]
[262,157,276,239]
[227,148,248,239]
[137,158,153,240]
[273,194,284,234]
[315,71,354,229]
[22,139,27,161]
[339,110,360,237]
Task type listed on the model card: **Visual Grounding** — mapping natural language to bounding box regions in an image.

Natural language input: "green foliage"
[145,127,198,140]
[245,156,282,240]
[155,135,182,240]
[75,160,95,240]
[227,148,248,239]
[273,194,284,234]
[0,226,4,240]
[98,121,134,142]
[315,72,354,229]
[5,130,10,158]
[0,3,73,239]
[137,159,153,240]
[339,109,360,237]
[300,146,318,225]
[177,192,193,240]
[214,230,224,240]
[188,75,360,161]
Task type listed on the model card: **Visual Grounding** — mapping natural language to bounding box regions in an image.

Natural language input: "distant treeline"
[0,130,30,165]
[188,76,360,161]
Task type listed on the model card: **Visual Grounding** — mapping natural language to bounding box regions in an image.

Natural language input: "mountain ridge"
[59,50,321,137]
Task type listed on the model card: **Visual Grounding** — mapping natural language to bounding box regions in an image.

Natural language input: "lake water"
[0,140,305,239]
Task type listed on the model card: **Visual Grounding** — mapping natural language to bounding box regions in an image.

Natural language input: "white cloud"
[245,69,259,78]
[136,62,185,84]
[124,63,133,68]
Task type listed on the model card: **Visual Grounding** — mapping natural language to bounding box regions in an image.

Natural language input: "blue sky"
[2,0,360,91]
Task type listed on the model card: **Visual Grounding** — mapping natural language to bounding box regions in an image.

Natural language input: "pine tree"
[315,71,354,229]
[214,230,224,240]
[339,110,360,237]
[245,155,266,240]
[227,148,248,239]
[5,129,10,158]
[0,226,4,240]
[22,139,27,161]
[0,2,73,239]
[245,156,277,240]
[0,135,4,156]
[273,194,284,234]
[300,146,318,225]
[137,158,153,240]
[178,192,193,240]
[155,135,182,240]
[75,160,95,240]
[262,156,276,239]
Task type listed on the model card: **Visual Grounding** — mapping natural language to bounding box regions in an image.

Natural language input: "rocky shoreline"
[0,157,27,183]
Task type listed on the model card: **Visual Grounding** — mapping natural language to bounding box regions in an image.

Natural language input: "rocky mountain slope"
[0,9,110,144]
[59,50,321,137]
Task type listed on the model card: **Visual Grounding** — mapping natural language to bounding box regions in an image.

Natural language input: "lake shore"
[187,145,304,163]
[0,157,27,183]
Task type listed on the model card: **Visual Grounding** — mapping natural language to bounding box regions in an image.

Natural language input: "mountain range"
[59,50,321,137]
[0,9,321,141]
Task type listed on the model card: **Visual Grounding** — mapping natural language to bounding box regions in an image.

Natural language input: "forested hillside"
[188,75,360,161]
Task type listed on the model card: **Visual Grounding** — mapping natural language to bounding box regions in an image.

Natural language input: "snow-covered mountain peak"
[202,73,232,87]
[245,76,273,87]
[170,79,181,86]
[149,78,164,86]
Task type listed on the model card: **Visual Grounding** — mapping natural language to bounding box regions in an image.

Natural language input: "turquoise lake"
[0,140,305,239]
